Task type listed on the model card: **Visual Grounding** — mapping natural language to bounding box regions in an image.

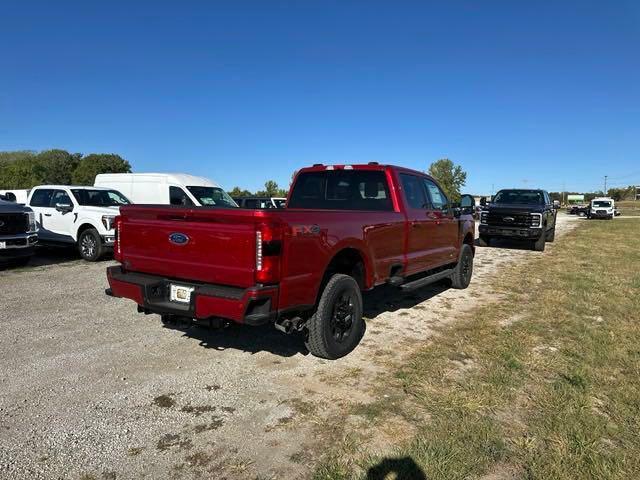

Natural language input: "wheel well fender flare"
[316,243,372,304]
[75,222,99,242]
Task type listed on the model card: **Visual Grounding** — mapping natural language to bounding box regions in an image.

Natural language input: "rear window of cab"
[288,170,392,211]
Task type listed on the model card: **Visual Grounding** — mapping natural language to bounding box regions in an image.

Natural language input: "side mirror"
[459,194,475,215]
[55,203,73,213]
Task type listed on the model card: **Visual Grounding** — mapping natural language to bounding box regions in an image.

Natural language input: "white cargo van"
[94,173,238,208]
[0,189,30,204]
[587,197,615,220]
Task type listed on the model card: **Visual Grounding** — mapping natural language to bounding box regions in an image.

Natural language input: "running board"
[399,269,454,292]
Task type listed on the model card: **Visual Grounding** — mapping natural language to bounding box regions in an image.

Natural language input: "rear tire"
[305,274,364,360]
[533,232,546,252]
[478,235,490,247]
[78,228,103,262]
[451,244,473,289]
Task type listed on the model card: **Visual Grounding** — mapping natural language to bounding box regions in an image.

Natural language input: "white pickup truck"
[26,185,130,261]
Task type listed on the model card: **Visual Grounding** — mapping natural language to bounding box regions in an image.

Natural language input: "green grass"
[314,220,640,480]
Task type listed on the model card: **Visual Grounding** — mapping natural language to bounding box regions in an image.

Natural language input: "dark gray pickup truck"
[0,199,38,266]
[478,189,557,252]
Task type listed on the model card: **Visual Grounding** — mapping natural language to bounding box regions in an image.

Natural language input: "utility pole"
[604,175,608,195]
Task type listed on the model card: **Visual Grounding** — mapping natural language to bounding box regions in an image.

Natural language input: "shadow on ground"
[161,281,453,356]
[475,237,539,251]
[162,320,308,357]
[363,282,449,319]
[366,456,428,480]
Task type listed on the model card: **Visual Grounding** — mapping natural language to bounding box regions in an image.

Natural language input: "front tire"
[451,244,474,289]
[546,227,555,242]
[305,274,364,360]
[533,232,546,252]
[78,228,103,261]
[478,235,490,247]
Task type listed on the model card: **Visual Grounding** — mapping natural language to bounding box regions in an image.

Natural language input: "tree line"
[549,186,637,203]
[0,150,131,189]
[227,180,289,198]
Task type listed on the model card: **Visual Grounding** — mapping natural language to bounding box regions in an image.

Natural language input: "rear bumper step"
[105,266,278,326]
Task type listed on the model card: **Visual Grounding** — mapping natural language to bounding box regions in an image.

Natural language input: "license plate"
[169,284,194,303]
[0,241,5,249]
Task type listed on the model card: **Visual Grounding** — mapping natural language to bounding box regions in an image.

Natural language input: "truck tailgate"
[118,206,259,287]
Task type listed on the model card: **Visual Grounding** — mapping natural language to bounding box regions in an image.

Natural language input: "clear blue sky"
[1,1,638,194]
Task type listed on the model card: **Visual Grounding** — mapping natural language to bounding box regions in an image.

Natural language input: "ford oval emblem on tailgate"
[169,232,189,245]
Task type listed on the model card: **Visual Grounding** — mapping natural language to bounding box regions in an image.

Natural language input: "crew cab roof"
[496,188,546,193]
[297,163,430,178]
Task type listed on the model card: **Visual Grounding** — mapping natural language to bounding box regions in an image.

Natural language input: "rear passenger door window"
[288,170,392,211]
[400,174,429,210]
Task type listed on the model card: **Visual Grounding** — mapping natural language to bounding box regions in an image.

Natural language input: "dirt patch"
[153,394,176,409]
[180,404,216,416]
[156,433,192,452]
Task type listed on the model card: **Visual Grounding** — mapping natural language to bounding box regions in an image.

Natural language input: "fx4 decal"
[292,224,321,236]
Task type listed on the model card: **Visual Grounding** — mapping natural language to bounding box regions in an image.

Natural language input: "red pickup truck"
[106,163,476,359]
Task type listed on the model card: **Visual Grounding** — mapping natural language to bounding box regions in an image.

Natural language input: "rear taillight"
[255,223,282,284]
[114,216,122,261]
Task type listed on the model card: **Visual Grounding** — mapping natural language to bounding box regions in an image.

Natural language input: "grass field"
[314,220,640,480]
[618,200,640,216]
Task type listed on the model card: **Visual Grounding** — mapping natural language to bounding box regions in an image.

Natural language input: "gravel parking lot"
[0,214,579,480]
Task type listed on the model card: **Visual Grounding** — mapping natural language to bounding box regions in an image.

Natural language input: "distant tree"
[256,180,282,197]
[72,153,131,185]
[549,192,562,202]
[427,158,467,201]
[0,155,45,188]
[0,149,131,188]
[277,187,288,197]
[264,180,279,196]
[36,149,81,185]
[0,150,36,165]
[585,191,604,202]
[228,186,252,197]
[608,186,635,201]
[0,149,78,188]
